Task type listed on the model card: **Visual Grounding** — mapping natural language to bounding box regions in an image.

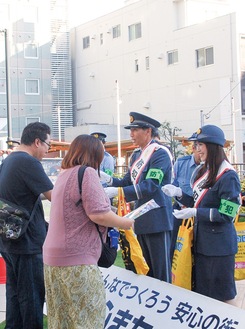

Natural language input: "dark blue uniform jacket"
[180,169,240,256]
[113,144,173,235]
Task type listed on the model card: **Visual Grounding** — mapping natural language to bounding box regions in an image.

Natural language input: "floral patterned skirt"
[44,264,106,329]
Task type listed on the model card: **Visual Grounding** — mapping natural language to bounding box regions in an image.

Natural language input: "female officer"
[162,125,241,303]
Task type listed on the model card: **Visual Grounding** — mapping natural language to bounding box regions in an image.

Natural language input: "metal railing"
[232,163,245,180]
[115,163,245,180]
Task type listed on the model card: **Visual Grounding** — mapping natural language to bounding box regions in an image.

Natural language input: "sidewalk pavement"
[1,280,245,323]
[0,284,5,323]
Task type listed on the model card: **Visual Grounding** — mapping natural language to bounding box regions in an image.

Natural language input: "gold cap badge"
[130,115,134,123]
[196,128,202,135]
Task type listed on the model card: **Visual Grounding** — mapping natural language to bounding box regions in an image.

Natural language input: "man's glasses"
[40,139,51,150]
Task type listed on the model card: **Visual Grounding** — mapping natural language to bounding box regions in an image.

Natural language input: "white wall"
[71,0,244,162]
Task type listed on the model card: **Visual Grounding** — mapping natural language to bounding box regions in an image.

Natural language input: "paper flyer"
[123,199,160,220]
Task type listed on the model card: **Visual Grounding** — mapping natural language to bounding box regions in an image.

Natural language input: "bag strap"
[95,224,104,244]
[75,166,87,206]
[26,197,41,223]
[76,165,104,243]
[181,217,194,228]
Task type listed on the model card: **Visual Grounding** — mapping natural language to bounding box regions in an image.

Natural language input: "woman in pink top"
[43,134,134,329]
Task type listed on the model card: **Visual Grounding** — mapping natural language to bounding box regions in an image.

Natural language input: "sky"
[67,0,245,30]
[68,0,126,28]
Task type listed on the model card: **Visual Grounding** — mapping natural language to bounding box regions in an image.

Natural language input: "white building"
[0,0,73,143]
[70,0,245,163]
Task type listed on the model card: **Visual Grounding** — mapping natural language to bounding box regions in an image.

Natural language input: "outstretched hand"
[173,208,196,219]
[104,187,118,199]
[162,184,182,198]
[100,171,113,186]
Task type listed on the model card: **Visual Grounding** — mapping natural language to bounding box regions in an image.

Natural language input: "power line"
[204,81,241,118]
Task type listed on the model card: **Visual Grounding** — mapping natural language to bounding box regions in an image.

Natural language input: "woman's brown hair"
[194,143,228,188]
[61,134,104,175]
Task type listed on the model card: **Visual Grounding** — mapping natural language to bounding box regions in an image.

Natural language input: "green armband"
[146,168,164,184]
[105,169,113,176]
[218,199,240,217]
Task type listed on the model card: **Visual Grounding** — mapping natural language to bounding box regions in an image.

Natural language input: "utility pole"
[200,110,204,127]
[116,80,122,174]
[1,29,12,145]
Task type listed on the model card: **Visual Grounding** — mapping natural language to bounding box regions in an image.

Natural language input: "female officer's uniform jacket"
[179,161,241,256]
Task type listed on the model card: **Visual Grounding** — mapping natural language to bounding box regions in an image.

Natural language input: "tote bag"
[117,188,149,275]
[234,212,245,280]
[171,217,194,290]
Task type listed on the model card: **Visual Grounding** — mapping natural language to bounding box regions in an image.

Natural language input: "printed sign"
[100,266,245,329]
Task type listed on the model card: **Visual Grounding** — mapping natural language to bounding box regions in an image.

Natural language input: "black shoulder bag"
[0,197,40,240]
[77,166,117,268]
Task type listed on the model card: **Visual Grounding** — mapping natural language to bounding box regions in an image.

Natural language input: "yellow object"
[172,217,194,290]
[234,213,245,280]
[117,188,149,275]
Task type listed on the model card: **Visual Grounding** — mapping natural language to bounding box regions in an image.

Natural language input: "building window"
[25,79,39,94]
[24,43,38,58]
[112,25,121,38]
[100,33,103,45]
[83,36,90,49]
[26,117,40,125]
[145,56,150,70]
[0,79,6,93]
[196,46,214,67]
[167,50,178,65]
[128,22,142,41]
[135,59,139,72]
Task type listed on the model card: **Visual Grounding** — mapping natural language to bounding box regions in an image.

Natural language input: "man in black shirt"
[0,122,53,329]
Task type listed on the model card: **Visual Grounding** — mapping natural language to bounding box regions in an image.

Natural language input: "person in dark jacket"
[170,142,200,261]
[162,124,241,303]
[101,112,173,282]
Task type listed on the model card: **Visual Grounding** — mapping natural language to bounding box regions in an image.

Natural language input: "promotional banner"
[100,266,245,329]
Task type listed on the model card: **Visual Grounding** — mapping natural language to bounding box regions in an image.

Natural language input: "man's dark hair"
[152,128,160,139]
[20,122,51,145]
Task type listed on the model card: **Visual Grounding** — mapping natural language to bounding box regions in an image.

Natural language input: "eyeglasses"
[40,139,51,150]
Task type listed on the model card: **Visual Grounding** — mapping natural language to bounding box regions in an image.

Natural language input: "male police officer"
[101,112,173,282]
[91,132,115,177]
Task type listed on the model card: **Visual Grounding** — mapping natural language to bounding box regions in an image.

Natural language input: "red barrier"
[0,254,6,284]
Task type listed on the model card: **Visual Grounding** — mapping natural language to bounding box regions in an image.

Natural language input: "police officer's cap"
[188,125,225,147]
[124,112,161,129]
[6,140,20,147]
[90,132,107,143]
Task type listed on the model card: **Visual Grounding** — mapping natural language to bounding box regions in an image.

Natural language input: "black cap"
[90,132,107,143]
[124,112,161,129]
